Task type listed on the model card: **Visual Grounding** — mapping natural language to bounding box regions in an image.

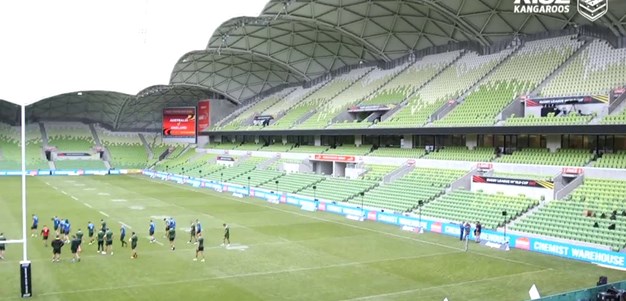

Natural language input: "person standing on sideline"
[149,220,156,243]
[459,221,464,241]
[195,219,202,239]
[188,221,196,244]
[221,223,230,247]
[51,235,64,262]
[87,221,95,245]
[0,233,6,260]
[475,221,482,243]
[105,228,114,255]
[52,216,60,235]
[464,222,471,241]
[168,226,176,251]
[70,235,81,263]
[130,232,138,259]
[41,225,50,247]
[120,225,127,248]
[193,233,205,262]
[96,228,105,254]
[31,214,39,237]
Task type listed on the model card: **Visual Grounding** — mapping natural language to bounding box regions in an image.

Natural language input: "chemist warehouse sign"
[513,0,608,22]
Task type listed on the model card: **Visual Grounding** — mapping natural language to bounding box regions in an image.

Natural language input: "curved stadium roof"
[171,0,626,101]
[10,0,625,129]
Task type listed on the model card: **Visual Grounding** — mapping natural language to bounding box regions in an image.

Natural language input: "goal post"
[19,104,32,298]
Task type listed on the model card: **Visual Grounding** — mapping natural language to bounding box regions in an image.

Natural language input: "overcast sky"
[0,0,267,105]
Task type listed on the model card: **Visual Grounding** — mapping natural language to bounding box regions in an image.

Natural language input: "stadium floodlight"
[360,192,365,217]
[275,180,278,193]
[312,185,317,201]
[247,176,251,196]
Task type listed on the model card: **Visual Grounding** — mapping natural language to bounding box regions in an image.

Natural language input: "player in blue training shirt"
[120,225,127,247]
[52,216,60,234]
[63,219,71,243]
[195,219,202,241]
[87,221,95,245]
[169,218,176,230]
[31,214,39,237]
[59,219,66,241]
[149,220,156,243]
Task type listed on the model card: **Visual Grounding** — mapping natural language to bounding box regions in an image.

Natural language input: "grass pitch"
[0,175,625,301]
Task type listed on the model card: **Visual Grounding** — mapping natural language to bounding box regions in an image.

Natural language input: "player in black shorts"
[97,229,105,254]
[70,235,81,263]
[194,233,205,262]
[188,221,196,244]
[221,223,230,247]
[51,235,64,262]
[0,233,6,260]
[168,227,176,251]
[105,228,113,255]
[130,232,138,259]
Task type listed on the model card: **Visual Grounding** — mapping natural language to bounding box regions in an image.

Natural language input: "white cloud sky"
[0,0,267,105]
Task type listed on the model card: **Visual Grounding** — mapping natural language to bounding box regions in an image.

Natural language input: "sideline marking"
[99,211,109,217]
[70,196,78,201]
[60,190,68,195]
[142,177,546,269]
[340,269,553,301]
[2,251,462,298]
[83,203,93,208]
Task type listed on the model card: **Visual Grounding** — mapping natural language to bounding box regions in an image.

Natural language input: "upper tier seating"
[216,88,295,131]
[202,157,266,182]
[357,51,461,106]
[424,147,496,162]
[541,39,626,97]
[46,122,95,151]
[422,190,538,229]
[594,151,626,169]
[260,143,295,152]
[261,70,370,130]
[356,168,465,212]
[324,145,372,156]
[296,65,406,129]
[511,179,626,250]
[0,123,48,170]
[368,147,425,158]
[434,36,583,127]
[375,49,514,128]
[505,112,594,126]
[496,148,593,166]
[287,145,329,154]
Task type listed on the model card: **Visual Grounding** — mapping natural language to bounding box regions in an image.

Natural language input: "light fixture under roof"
[77,92,83,96]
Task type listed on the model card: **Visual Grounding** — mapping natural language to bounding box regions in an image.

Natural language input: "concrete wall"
[546,135,561,152]
[466,134,478,150]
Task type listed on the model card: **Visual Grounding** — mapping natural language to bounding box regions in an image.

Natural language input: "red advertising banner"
[197,100,211,131]
[162,107,196,142]
[312,154,356,162]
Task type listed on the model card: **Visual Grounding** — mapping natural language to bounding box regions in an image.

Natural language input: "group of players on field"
[2,214,232,263]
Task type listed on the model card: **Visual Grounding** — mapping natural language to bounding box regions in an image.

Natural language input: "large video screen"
[162,107,197,143]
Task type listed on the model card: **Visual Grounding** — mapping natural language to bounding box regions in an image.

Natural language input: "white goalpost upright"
[19,104,32,297]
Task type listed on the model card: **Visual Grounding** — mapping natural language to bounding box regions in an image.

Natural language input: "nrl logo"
[578,0,608,22]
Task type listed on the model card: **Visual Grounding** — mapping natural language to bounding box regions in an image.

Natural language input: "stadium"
[2,0,626,300]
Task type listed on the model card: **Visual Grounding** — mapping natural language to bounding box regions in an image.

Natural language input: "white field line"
[83,203,93,208]
[70,196,78,201]
[340,268,553,301]
[60,190,68,195]
[98,211,109,217]
[142,177,547,269]
[118,221,132,229]
[1,250,461,299]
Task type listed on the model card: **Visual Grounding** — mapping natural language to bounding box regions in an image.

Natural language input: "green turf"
[0,175,625,301]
